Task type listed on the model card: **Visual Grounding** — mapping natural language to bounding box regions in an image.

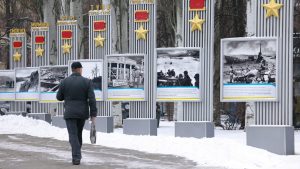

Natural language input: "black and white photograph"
[221,37,278,102]
[0,70,15,100]
[157,49,200,88]
[40,66,68,92]
[0,70,15,93]
[69,60,103,101]
[156,48,201,101]
[107,56,144,89]
[15,68,39,101]
[222,38,277,85]
[16,68,39,93]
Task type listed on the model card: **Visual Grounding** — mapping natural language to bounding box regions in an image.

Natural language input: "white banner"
[157,87,200,101]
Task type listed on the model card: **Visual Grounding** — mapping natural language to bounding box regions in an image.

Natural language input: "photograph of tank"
[15,68,39,93]
[107,55,144,89]
[157,49,200,88]
[222,38,277,84]
[0,70,15,93]
[40,66,68,92]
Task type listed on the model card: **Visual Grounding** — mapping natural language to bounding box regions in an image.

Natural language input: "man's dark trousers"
[65,119,86,160]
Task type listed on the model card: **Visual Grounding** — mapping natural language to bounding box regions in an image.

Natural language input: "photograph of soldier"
[15,68,39,93]
[222,39,276,84]
[0,71,15,93]
[157,49,200,88]
[107,56,144,89]
[77,61,103,91]
[40,66,68,92]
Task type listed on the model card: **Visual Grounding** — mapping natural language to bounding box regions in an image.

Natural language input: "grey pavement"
[0,134,225,169]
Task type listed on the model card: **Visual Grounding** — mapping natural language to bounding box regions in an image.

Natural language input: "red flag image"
[94,21,106,31]
[35,36,45,44]
[135,10,149,22]
[61,30,72,39]
[13,41,22,48]
[190,0,206,11]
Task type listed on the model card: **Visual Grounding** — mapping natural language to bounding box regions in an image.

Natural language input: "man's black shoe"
[72,159,80,165]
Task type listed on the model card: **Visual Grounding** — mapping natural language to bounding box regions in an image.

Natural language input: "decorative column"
[123,0,157,135]
[88,4,113,133]
[246,0,294,155]
[28,22,52,122]
[175,0,215,138]
[52,16,79,128]
[9,28,27,112]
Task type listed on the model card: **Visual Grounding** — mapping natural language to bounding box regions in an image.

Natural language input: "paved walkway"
[0,134,225,169]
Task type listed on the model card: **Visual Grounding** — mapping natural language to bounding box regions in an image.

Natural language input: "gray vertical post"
[28,23,52,123]
[246,0,294,155]
[175,0,215,138]
[123,0,157,135]
[9,29,27,113]
[52,17,79,128]
[88,6,113,133]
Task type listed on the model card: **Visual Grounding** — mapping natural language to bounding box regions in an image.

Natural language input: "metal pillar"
[87,6,113,133]
[246,0,294,155]
[175,0,215,138]
[52,17,78,128]
[9,29,27,113]
[123,0,157,135]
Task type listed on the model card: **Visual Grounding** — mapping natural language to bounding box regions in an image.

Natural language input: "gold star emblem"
[35,47,44,57]
[13,51,22,62]
[135,25,149,40]
[189,14,205,32]
[94,34,105,47]
[62,42,72,54]
[262,0,283,18]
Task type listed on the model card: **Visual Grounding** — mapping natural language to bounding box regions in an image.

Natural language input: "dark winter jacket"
[56,72,97,119]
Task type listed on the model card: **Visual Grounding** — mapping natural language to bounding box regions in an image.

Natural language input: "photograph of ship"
[40,66,68,92]
[222,38,277,84]
[107,55,144,89]
[79,60,103,90]
[157,48,200,88]
[0,71,15,93]
[15,68,39,92]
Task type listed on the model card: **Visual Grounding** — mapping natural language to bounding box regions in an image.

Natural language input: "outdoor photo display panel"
[156,48,201,101]
[39,66,68,102]
[106,55,145,101]
[69,60,104,101]
[0,70,15,101]
[15,67,39,101]
[221,37,278,102]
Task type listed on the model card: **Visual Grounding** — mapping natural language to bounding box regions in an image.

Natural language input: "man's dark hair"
[71,62,82,71]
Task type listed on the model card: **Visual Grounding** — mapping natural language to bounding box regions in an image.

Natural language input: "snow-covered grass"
[0,115,299,169]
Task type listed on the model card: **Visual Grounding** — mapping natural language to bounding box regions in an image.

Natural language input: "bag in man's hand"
[90,122,96,144]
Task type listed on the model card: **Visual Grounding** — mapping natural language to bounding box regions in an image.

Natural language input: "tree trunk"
[70,0,84,59]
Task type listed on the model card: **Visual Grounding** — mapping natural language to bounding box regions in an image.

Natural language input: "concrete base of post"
[51,116,66,128]
[175,121,214,138]
[123,118,157,136]
[84,116,114,133]
[246,125,294,155]
[27,113,52,124]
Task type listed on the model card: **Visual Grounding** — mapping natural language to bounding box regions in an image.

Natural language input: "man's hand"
[90,116,96,124]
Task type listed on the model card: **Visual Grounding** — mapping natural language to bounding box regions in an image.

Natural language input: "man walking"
[56,62,97,165]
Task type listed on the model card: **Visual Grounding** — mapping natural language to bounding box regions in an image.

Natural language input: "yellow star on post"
[35,47,44,57]
[262,0,283,18]
[13,51,22,62]
[189,14,205,32]
[94,34,105,47]
[62,43,72,54]
[135,25,149,40]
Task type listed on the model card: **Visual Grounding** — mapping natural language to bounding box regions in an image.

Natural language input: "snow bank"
[0,115,299,169]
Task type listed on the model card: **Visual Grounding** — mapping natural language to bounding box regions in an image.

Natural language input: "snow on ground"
[0,115,299,169]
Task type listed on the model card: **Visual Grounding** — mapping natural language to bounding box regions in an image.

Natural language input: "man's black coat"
[56,72,97,119]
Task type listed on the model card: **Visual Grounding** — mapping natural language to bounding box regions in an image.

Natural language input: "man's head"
[71,62,83,75]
